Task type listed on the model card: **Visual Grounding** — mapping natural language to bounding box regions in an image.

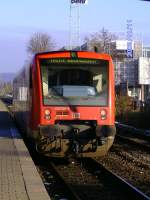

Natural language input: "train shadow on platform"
[0,111,21,139]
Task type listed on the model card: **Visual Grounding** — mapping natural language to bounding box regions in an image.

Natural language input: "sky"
[0,0,150,73]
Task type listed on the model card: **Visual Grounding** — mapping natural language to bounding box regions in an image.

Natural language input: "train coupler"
[72,140,79,154]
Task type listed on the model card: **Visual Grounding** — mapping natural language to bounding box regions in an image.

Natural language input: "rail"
[37,157,150,200]
[115,121,150,139]
[91,158,150,200]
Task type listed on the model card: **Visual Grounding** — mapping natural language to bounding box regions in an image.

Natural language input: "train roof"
[33,50,112,61]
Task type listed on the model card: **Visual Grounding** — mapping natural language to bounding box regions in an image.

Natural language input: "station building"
[112,40,150,102]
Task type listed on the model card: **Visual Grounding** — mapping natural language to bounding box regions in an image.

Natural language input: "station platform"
[0,100,50,200]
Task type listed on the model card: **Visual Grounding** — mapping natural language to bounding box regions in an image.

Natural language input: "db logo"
[71,0,87,4]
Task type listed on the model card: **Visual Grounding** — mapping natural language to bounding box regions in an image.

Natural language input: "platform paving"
[0,100,50,200]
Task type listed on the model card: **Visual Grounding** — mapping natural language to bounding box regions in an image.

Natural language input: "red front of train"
[13,51,116,157]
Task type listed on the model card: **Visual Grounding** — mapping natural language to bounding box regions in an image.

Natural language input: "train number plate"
[73,113,80,119]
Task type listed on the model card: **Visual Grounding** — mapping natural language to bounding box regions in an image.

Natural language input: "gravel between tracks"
[96,138,150,197]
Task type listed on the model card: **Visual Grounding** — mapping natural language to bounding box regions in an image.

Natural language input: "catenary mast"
[69,0,88,49]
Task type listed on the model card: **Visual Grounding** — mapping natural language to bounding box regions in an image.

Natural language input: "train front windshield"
[40,58,108,106]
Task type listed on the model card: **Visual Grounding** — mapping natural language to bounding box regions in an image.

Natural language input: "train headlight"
[44,109,51,120]
[100,109,107,120]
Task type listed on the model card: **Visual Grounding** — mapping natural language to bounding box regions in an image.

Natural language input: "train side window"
[42,66,49,96]
[29,67,32,88]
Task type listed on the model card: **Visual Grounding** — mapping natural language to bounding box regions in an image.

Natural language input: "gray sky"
[0,0,150,73]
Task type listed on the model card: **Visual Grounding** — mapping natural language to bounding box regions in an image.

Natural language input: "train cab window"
[40,60,108,106]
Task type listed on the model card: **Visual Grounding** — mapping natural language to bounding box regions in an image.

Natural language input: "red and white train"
[13,51,116,157]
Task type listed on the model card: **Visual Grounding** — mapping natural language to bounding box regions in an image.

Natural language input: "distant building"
[110,40,142,59]
[142,47,150,57]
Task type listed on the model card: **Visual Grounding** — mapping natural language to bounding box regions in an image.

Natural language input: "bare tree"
[27,32,55,54]
[85,27,118,57]
[0,82,12,96]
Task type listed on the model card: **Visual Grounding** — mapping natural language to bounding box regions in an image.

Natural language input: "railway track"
[116,122,150,152]
[116,134,150,152]
[35,156,150,200]
[1,99,150,199]
[116,122,150,140]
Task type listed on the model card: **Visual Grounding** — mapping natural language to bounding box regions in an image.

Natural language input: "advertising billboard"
[116,40,134,50]
[138,57,150,85]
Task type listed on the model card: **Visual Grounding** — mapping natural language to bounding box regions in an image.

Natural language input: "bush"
[116,95,150,129]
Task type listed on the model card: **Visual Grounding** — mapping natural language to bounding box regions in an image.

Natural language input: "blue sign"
[126,20,133,58]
